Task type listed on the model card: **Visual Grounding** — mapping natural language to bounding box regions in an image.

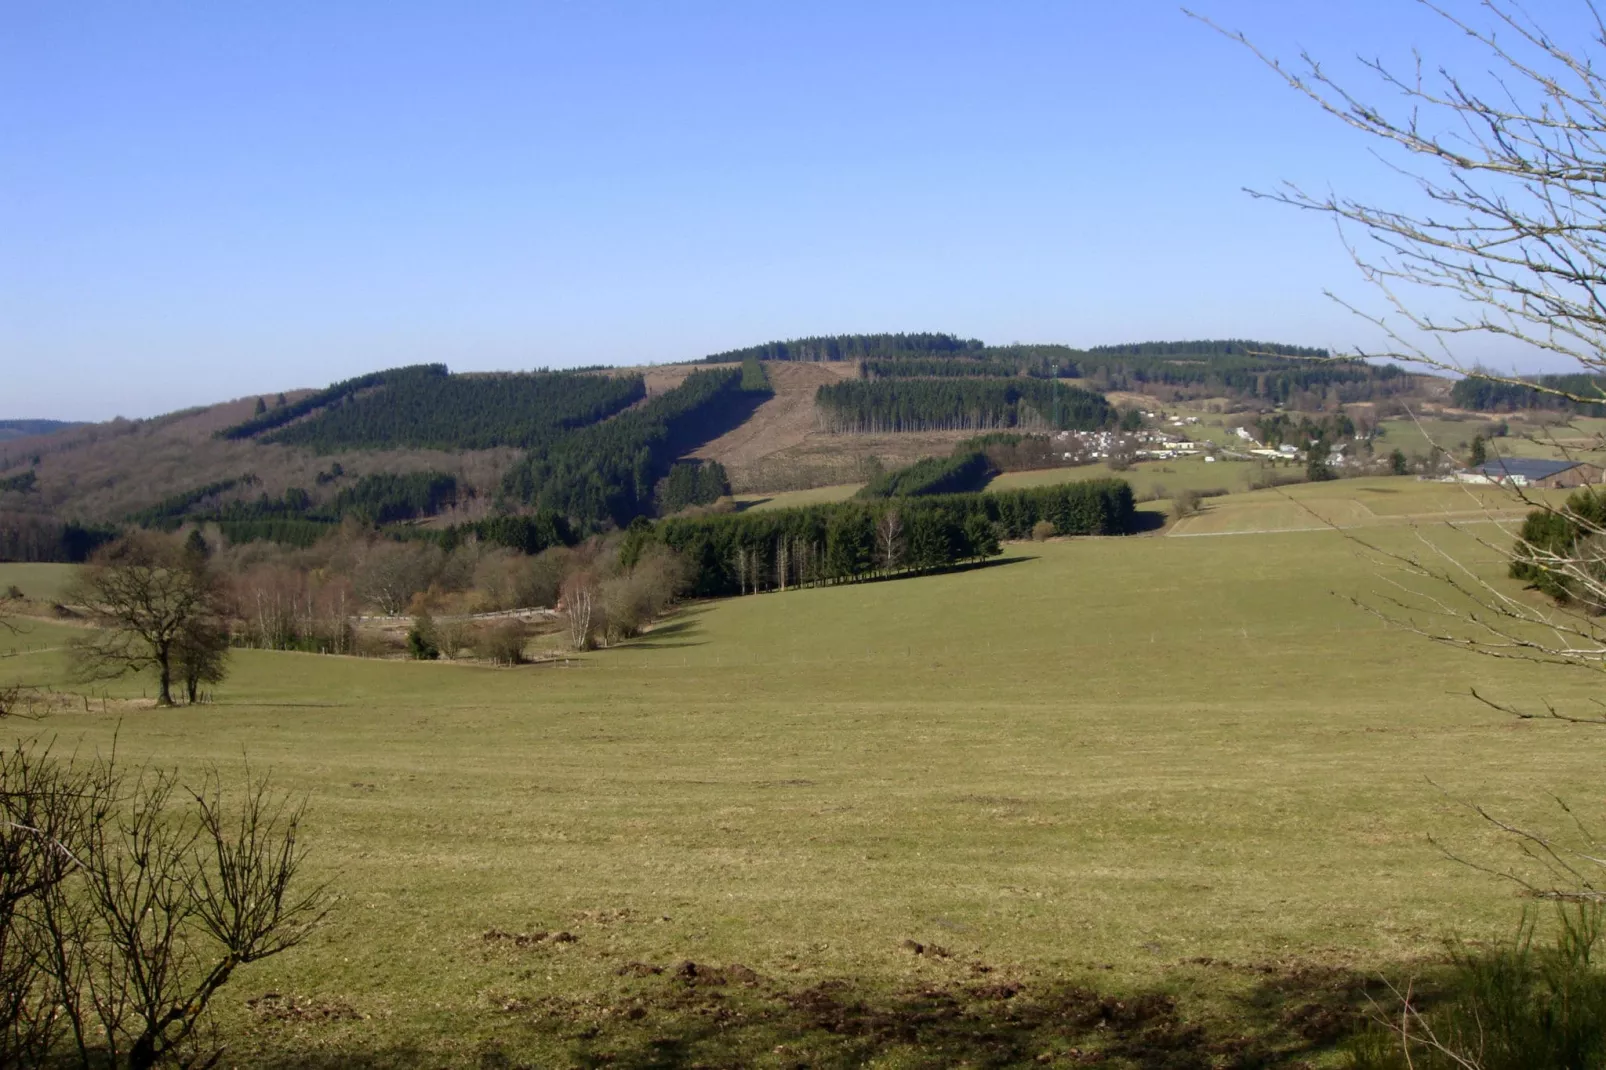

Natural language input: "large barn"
[1455,457,1602,489]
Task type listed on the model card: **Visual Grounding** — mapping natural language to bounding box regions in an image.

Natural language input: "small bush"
[1173,489,1203,519]
[406,613,439,660]
[1030,520,1055,542]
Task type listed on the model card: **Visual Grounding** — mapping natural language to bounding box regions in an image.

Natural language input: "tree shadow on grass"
[237,958,1397,1069]
[1130,510,1169,534]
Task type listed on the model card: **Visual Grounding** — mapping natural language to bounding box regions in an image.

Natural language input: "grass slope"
[1,513,1595,1064]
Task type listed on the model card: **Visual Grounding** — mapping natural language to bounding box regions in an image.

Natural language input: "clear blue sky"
[0,1,1578,420]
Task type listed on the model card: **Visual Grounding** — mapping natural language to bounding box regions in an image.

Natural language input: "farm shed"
[1456,457,1602,488]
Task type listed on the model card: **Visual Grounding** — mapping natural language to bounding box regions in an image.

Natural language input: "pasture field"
[1167,474,1569,536]
[988,457,1259,497]
[2,502,1598,1066]
[731,482,865,511]
[0,560,76,602]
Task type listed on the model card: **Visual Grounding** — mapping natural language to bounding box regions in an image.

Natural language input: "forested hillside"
[217,365,439,440]
[816,379,1114,433]
[501,367,768,530]
[0,330,1446,564]
[247,367,647,451]
[1084,339,1328,358]
[861,357,1027,379]
[0,419,80,444]
[1451,372,1606,414]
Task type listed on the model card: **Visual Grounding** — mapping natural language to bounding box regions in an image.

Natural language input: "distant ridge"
[0,419,82,443]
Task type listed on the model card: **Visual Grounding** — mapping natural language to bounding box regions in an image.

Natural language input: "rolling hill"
[0,334,1449,562]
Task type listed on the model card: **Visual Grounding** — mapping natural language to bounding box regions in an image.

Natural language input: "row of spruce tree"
[625,480,1136,599]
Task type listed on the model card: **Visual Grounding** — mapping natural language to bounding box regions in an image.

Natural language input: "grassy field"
[0,561,76,602]
[1167,474,1567,536]
[989,457,1260,498]
[3,483,1598,1065]
[731,482,865,511]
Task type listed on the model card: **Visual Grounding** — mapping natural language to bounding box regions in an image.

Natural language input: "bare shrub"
[1030,520,1055,542]
[1173,489,1203,519]
[0,743,327,1068]
[434,617,472,659]
[474,621,528,666]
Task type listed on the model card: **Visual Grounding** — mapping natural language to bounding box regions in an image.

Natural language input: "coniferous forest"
[265,369,646,452]
[856,450,996,499]
[1450,372,1606,414]
[702,333,985,364]
[628,480,1136,598]
[816,378,1114,433]
[501,367,767,531]
[217,365,442,440]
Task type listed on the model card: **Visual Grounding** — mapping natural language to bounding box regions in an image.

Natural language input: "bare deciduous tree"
[352,540,442,616]
[561,572,597,652]
[876,508,905,573]
[68,534,231,707]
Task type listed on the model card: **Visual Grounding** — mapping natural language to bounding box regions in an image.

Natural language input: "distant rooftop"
[1469,458,1591,480]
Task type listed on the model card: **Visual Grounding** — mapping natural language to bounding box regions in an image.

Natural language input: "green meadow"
[2,484,1597,1066]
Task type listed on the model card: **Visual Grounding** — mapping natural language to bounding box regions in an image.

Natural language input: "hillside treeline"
[659,461,731,514]
[629,480,1136,599]
[266,369,646,452]
[501,367,766,531]
[1084,339,1329,358]
[0,515,118,563]
[1451,373,1606,414]
[217,365,443,440]
[861,358,1027,379]
[816,379,1114,433]
[702,333,984,364]
[1075,352,1406,405]
[132,472,461,530]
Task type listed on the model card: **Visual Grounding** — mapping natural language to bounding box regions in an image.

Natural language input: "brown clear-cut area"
[688,361,984,493]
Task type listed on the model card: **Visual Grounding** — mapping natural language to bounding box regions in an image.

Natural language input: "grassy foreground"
[2,514,1598,1066]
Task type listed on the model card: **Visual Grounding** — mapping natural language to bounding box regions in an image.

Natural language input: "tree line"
[856,450,995,498]
[265,369,646,452]
[1450,372,1606,414]
[1084,339,1329,358]
[700,333,985,364]
[0,516,119,563]
[216,365,444,440]
[861,357,1028,380]
[815,379,1114,433]
[659,460,731,514]
[500,367,765,531]
[627,479,1136,599]
[131,471,461,531]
